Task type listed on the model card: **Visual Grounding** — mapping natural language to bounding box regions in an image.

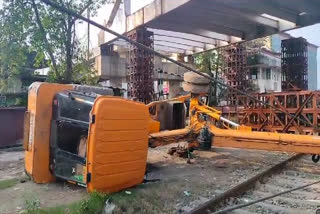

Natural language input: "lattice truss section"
[281,38,308,90]
[127,27,154,103]
[237,91,320,135]
[222,44,248,105]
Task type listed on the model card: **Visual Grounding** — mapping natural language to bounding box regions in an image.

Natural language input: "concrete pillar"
[169,81,183,98]
[108,78,123,89]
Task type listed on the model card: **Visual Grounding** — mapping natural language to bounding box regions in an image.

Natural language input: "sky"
[77,0,153,48]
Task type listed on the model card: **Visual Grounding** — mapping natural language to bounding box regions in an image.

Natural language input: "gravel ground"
[0,145,305,214]
[220,156,320,214]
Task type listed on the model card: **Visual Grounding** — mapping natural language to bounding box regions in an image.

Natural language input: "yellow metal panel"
[148,118,160,134]
[24,82,72,183]
[211,126,320,154]
[86,97,149,193]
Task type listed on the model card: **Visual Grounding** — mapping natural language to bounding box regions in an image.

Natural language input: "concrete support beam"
[149,28,231,44]
[154,35,206,49]
[155,18,245,39]
[149,21,239,43]
[126,0,191,32]
[154,41,200,53]
[117,0,320,55]
[154,44,192,55]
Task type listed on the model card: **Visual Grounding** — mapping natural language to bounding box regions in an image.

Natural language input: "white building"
[247,33,318,93]
[248,48,282,93]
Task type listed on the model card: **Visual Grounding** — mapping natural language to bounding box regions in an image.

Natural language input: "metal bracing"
[223,44,248,106]
[149,28,228,44]
[127,28,154,103]
[281,37,308,90]
[237,91,320,135]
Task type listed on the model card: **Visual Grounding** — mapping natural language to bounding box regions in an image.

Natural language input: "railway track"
[188,154,320,214]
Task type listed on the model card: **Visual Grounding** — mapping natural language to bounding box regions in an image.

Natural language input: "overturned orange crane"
[23,72,320,193]
[24,0,320,194]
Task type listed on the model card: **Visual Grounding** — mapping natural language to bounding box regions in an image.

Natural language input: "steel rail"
[187,154,303,214]
[39,0,311,126]
[213,179,320,214]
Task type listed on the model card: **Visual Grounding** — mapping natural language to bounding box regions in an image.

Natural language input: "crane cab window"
[50,91,95,185]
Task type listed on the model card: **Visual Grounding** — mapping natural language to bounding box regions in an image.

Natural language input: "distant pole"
[87,8,90,60]
[124,0,131,16]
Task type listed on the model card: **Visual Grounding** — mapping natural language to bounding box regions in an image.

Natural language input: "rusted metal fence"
[0,107,26,148]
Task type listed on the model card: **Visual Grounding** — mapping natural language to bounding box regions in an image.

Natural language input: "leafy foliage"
[0,0,106,89]
[194,50,225,106]
[0,1,33,93]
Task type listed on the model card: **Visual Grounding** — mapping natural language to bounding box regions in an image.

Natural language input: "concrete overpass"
[95,0,320,99]
[120,0,320,55]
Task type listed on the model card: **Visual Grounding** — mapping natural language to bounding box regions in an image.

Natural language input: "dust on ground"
[0,145,296,213]
[145,143,293,213]
[0,147,86,214]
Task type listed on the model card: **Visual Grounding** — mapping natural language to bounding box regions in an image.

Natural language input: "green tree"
[194,50,224,106]
[0,0,106,86]
[0,0,34,93]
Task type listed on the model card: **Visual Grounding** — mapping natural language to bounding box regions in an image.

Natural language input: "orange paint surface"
[24,82,72,183]
[86,96,149,193]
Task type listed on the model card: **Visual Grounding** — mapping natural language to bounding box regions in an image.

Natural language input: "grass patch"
[28,191,108,214]
[30,184,164,214]
[23,177,213,214]
[24,194,41,214]
[31,202,81,214]
[0,178,18,190]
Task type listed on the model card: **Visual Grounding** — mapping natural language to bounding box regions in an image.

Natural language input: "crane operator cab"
[23,82,154,193]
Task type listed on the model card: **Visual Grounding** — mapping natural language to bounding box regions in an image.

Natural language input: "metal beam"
[123,0,131,16]
[154,35,206,49]
[154,41,194,51]
[157,17,245,39]
[149,28,227,44]
[154,45,188,54]
[149,20,241,43]
[103,37,206,55]
[107,0,121,27]
[155,41,206,54]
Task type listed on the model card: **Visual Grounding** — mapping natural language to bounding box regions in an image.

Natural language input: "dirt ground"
[0,145,295,214]
[0,148,86,214]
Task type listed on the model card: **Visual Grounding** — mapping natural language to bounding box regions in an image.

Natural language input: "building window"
[250,68,258,80]
[266,68,271,80]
